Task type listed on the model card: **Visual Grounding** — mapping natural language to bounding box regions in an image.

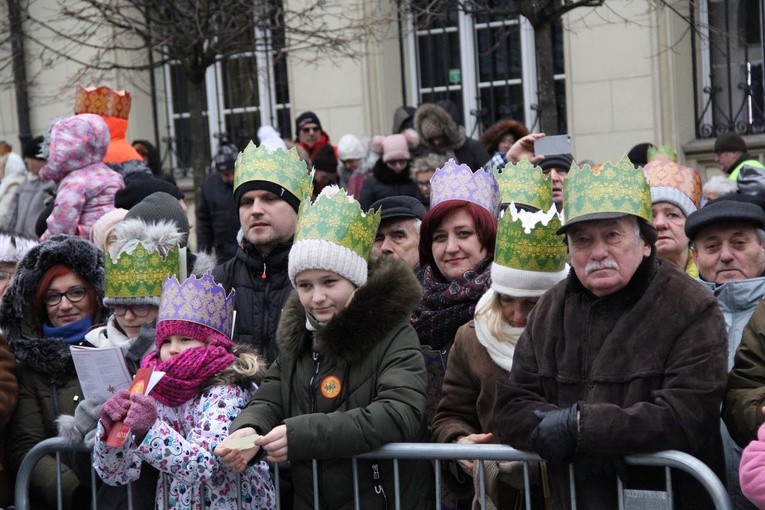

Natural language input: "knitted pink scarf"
[141,345,236,407]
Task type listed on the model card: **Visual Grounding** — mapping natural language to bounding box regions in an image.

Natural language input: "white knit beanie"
[289,239,368,288]
[490,261,569,298]
[337,134,366,161]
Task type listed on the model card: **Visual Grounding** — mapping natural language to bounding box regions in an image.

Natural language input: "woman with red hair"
[1,235,105,510]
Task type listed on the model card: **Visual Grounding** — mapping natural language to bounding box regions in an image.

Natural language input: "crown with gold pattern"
[74,85,132,119]
[104,242,180,306]
[495,157,552,210]
[233,142,313,202]
[644,157,702,216]
[294,186,380,261]
[157,272,236,337]
[289,186,381,288]
[561,156,651,232]
[492,204,568,297]
[430,159,499,215]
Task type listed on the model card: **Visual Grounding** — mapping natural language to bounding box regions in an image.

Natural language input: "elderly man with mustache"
[493,153,727,510]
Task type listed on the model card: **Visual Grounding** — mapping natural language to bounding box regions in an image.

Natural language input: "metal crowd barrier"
[13,438,731,510]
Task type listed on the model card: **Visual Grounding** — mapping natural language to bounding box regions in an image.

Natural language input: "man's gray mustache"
[585,260,619,275]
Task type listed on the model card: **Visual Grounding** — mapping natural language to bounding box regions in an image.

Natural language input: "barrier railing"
[14,438,732,510]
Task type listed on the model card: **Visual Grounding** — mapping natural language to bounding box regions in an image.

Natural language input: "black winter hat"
[311,145,337,173]
[114,173,184,210]
[213,143,238,172]
[685,198,765,240]
[627,142,655,168]
[22,136,45,160]
[539,153,574,171]
[295,111,322,132]
[714,132,747,153]
[371,195,427,221]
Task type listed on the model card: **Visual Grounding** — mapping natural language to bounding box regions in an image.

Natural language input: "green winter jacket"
[231,257,434,509]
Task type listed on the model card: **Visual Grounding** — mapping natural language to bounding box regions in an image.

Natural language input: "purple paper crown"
[157,272,236,337]
[430,159,500,215]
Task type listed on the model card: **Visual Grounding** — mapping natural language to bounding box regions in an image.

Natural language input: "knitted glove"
[100,389,131,437]
[124,393,158,437]
[531,404,579,464]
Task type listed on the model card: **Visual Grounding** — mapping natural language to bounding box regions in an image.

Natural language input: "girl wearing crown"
[216,186,433,509]
[93,273,276,509]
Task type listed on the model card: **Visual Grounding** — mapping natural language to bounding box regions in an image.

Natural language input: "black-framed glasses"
[111,304,154,318]
[44,286,87,306]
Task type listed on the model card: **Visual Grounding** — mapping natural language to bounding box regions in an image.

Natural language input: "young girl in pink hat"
[93,273,275,509]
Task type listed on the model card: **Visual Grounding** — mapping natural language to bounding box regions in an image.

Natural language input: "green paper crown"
[294,186,381,261]
[563,156,652,226]
[234,142,313,202]
[495,157,552,210]
[105,242,180,299]
[495,205,567,272]
[646,144,678,163]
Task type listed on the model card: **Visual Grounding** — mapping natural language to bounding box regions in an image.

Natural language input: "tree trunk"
[7,0,31,147]
[187,78,208,195]
[533,21,560,134]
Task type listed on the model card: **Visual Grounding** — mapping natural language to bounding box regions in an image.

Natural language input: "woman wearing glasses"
[0,235,105,510]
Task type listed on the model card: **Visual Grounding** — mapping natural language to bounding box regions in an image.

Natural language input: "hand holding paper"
[104,368,164,447]
[215,427,261,473]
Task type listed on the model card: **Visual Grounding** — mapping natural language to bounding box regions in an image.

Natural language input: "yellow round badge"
[320,375,342,399]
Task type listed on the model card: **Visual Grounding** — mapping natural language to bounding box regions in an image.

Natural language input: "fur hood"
[0,235,106,384]
[414,103,466,151]
[480,119,529,154]
[277,257,422,365]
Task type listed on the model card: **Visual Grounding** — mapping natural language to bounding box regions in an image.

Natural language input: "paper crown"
[105,242,181,301]
[647,144,678,163]
[74,85,132,119]
[644,157,702,216]
[234,142,312,201]
[294,186,381,261]
[157,273,236,337]
[563,156,652,228]
[495,157,552,210]
[430,159,499,215]
[495,204,567,272]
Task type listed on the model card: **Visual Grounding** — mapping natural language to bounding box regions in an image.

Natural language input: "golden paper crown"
[234,142,313,203]
[74,85,132,119]
[294,186,381,261]
[644,158,702,215]
[494,204,567,272]
[495,157,552,210]
[104,242,180,301]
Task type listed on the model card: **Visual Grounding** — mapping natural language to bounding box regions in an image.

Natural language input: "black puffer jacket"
[196,172,238,264]
[0,235,106,510]
[211,240,291,364]
[359,158,423,210]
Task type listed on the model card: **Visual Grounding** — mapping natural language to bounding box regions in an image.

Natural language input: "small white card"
[220,434,261,450]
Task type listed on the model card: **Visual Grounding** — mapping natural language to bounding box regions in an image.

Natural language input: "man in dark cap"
[685,195,765,507]
[370,195,426,272]
[196,144,240,263]
[715,132,765,184]
[539,153,574,213]
[4,136,56,238]
[293,111,332,160]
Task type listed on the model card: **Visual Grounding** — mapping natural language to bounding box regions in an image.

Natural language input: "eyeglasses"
[0,270,14,282]
[300,126,321,134]
[44,286,87,306]
[111,304,154,318]
[387,159,410,168]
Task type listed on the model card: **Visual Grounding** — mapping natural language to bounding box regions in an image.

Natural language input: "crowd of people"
[2,85,765,510]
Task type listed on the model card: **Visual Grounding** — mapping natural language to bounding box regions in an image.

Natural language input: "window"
[694,0,765,137]
[164,19,290,173]
[407,1,566,136]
